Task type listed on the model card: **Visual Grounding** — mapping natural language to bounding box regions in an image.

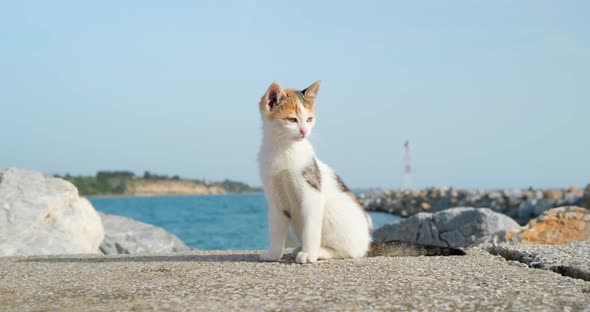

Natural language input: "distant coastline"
[56,170,262,197]
[85,192,264,199]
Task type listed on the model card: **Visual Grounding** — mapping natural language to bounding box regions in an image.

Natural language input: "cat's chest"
[272,170,299,194]
[271,170,305,215]
[259,143,314,178]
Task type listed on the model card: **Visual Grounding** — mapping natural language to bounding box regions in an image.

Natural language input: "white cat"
[257,81,464,264]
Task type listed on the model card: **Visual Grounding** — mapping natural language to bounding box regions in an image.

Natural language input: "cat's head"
[259,81,320,142]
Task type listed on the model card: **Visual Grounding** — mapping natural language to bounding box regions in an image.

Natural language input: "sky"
[1,1,589,189]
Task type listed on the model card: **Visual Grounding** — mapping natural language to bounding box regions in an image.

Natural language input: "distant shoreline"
[60,171,263,198]
[85,192,264,200]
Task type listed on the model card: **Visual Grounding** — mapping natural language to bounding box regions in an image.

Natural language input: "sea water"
[89,194,400,250]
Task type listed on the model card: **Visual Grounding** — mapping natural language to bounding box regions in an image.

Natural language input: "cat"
[257,81,464,264]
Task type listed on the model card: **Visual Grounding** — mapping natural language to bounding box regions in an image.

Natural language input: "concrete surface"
[487,241,590,281]
[1,250,589,311]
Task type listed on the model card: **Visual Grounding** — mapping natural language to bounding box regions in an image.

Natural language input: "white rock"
[0,168,104,256]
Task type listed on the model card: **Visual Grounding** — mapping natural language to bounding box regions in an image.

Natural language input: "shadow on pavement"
[19,252,298,264]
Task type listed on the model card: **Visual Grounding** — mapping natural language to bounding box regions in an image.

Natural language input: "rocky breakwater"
[583,184,590,209]
[359,186,586,224]
[0,168,190,256]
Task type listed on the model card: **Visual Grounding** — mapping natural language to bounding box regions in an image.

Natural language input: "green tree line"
[54,171,261,196]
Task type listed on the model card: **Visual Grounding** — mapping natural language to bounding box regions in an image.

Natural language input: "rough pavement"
[1,249,589,311]
[487,241,590,281]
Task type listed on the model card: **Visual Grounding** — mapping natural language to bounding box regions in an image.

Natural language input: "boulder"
[505,206,590,244]
[99,212,191,254]
[372,207,521,248]
[0,168,104,256]
[472,230,512,249]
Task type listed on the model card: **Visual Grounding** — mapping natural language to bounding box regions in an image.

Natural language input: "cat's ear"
[302,81,321,100]
[263,82,286,112]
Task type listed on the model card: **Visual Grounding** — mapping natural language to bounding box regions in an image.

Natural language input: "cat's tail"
[367,240,466,257]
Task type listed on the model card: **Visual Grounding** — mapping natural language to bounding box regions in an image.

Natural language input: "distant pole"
[403,140,412,190]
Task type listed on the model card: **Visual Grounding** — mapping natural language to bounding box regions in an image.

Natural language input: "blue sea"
[89,194,400,250]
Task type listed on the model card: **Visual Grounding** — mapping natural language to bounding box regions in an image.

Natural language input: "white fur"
[258,83,372,264]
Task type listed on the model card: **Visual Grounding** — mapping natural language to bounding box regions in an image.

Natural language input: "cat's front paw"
[295,251,318,264]
[260,249,283,262]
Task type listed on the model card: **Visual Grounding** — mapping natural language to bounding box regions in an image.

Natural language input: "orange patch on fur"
[260,89,315,120]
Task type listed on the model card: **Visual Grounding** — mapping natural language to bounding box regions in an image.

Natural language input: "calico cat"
[257,81,464,264]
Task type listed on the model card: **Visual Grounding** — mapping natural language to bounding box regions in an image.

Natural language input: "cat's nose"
[299,129,307,137]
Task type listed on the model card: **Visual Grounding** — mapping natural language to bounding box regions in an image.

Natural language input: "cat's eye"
[307,117,314,123]
[286,118,298,123]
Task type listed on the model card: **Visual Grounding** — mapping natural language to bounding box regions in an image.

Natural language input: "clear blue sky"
[1,1,588,189]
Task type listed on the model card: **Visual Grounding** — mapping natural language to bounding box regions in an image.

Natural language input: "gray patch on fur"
[334,173,350,193]
[302,159,321,191]
[282,209,291,219]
